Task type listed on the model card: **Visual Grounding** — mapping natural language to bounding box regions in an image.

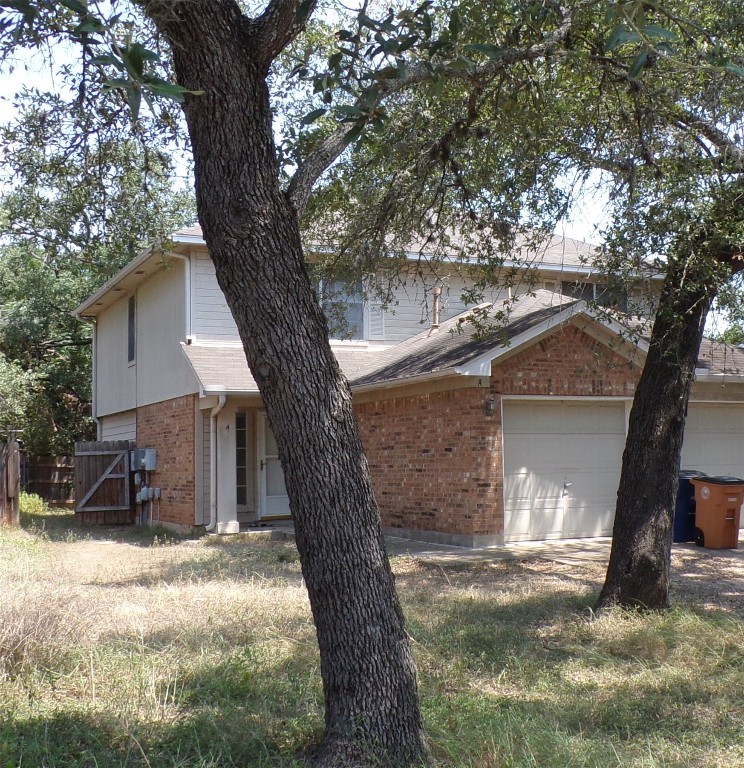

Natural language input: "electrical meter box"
[130,448,158,472]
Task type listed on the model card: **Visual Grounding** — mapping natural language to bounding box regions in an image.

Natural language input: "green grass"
[1,503,743,767]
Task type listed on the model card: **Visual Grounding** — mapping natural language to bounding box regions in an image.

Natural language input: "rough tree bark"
[144,2,429,766]
[597,239,742,611]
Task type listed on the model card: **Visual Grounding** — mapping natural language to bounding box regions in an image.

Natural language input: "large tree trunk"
[147,3,428,766]
[596,253,717,611]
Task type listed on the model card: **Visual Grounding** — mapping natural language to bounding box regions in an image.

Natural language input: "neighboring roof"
[183,224,601,271]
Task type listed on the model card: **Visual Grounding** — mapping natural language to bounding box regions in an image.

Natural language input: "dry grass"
[1,502,743,767]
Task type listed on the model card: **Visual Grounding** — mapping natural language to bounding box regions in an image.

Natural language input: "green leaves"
[1,1,202,120]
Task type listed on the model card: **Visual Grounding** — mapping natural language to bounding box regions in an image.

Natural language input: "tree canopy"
[0,85,195,454]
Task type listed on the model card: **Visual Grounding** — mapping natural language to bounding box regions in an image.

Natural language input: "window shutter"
[368,301,385,340]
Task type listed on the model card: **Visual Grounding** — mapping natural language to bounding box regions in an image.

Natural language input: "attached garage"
[503,399,628,542]
[682,403,744,479]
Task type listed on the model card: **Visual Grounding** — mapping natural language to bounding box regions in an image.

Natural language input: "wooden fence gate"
[0,433,20,526]
[74,440,134,525]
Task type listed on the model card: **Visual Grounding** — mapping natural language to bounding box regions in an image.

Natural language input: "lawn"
[1,497,743,767]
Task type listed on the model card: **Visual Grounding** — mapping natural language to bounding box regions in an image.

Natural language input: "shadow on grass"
[2,641,322,767]
[410,578,744,765]
[0,708,311,768]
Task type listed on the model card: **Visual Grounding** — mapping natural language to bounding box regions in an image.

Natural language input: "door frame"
[256,412,291,520]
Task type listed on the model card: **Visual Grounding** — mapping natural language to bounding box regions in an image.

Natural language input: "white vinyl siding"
[192,252,512,344]
[100,410,136,442]
[381,275,510,343]
[192,252,240,341]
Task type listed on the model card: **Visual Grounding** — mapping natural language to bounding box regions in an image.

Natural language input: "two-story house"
[74,225,744,545]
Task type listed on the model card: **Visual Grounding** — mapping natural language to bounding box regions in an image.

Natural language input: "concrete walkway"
[384,533,744,568]
[237,523,744,572]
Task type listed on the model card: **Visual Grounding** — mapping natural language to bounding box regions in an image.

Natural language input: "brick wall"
[356,323,642,542]
[136,395,196,528]
[491,323,641,397]
[356,386,500,539]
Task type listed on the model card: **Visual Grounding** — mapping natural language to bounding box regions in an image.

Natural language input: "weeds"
[0,520,742,767]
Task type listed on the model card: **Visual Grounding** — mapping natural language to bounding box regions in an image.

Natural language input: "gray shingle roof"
[173,224,599,269]
[182,291,744,395]
[181,343,388,394]
[697,338,744,376]
[350,290,578,387]
[182,290,581,393]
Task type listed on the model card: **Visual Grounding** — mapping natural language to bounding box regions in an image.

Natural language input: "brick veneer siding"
[136,395,197,528]
[356,386,500,539]
[356,322,642,542]
[491,323,641,398]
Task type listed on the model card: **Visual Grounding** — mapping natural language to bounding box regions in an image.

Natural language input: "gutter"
[693,370,744,383]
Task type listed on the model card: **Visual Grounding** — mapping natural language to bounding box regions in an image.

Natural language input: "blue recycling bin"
[674,470,705,543]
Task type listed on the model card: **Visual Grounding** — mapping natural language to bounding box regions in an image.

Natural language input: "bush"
[19,492,51,518]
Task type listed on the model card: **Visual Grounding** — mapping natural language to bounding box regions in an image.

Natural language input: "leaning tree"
[0,0,589,763]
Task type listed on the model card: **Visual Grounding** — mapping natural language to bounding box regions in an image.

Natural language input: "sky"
[0,16,611,245]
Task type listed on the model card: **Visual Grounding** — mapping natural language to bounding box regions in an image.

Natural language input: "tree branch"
[674,107,744,171]
[253,0,318,65]
[287,2,580,217]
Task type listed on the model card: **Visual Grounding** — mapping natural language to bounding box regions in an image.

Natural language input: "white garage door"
[503,400,627,542]
[683,403,744,533]
[682,403,744,480]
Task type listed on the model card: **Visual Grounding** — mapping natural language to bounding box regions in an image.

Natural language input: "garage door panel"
[505,501,563,540]
[682,404,744,530]
[682,404,744,479]
[504,400,626,541]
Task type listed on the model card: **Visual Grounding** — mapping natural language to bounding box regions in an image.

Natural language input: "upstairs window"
[127,295,136,363]
[561,280,595,303]
[561,281,627,310]
[319,279,365,340]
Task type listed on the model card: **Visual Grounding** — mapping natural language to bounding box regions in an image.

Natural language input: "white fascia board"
[73,247,154,318]
[201,385,260,397]
[694,370,744,382]
[452,305,648,377]
[172,232,206,245]
[73,245,190,318]
[578,310,651,356]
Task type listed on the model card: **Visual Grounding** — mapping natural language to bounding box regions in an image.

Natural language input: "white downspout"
[206,394,227,532]
[165,251,193,341]
[88,318,102,438]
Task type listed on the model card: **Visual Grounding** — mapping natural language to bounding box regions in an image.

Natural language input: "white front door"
[503,400,627,541]
[257,413,291,519]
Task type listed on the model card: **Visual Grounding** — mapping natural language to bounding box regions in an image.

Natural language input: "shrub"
[19,492,51,518]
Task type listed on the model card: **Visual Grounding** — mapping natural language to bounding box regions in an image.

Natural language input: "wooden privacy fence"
[74,440,134,526]
[1,433,21,526]
[26,455,75,506]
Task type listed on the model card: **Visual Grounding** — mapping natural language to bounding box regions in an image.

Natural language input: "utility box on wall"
[130,448,157,472]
